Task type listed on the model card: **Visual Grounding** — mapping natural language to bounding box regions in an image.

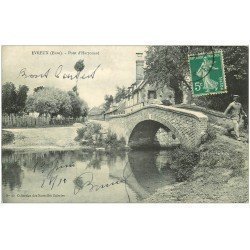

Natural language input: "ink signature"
[17,64,101,82]
[73,162,133,202]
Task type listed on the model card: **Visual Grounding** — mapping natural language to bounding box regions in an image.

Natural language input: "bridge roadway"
[105,104,208,149]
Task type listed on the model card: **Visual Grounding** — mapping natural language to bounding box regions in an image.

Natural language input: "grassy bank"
[2,121,126,152]
[2,126,83,150]
[144,131,249,203]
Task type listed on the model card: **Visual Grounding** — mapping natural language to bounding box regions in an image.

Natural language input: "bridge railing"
[106,104,208,121]
[124,103,145,114]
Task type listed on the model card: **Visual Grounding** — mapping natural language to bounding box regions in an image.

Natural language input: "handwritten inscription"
[39,163,75,190]
[73,172,127,195]
[17,64,101,82]
[73,164,133,202]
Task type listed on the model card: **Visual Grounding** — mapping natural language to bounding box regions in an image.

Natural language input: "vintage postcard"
[1,45,249,203]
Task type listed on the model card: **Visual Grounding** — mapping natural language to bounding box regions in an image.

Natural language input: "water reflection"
[2,161,24,191]
[128,150,177,194]
[2,148,192,203]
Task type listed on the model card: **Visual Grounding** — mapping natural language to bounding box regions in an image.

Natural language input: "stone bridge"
[106,105,208,149]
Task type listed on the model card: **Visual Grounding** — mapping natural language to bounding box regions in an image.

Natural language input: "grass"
[144,123,249,203]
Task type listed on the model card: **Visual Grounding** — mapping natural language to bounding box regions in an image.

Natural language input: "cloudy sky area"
[2,46,147,107]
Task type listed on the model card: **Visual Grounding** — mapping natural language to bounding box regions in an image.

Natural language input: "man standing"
[224,95,247,141]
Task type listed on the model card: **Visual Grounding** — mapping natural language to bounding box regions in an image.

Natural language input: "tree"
[2,82,17,114]
[73,60,85,96]
[190,46,248,111]
[2,82,29,115]
[16,85,29,113]
[144,46,248,111]
[68,91,88,118]
[26,87,72,117]
[114,86,128,103]
[103,95,114,111]
[74,59,85,72]
[145,46,212,103]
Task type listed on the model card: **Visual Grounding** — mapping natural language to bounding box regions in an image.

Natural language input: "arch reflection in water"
[127,150,177,194]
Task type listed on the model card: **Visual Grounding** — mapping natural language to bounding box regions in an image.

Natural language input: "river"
[2,149,193,203]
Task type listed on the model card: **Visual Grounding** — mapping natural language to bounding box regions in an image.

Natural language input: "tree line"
[103,86,128,111]
[2,82,88,118]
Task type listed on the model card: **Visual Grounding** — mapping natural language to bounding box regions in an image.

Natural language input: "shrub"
[75,122,126,150]
[105,130,118,146]
[118,136,126,146]
[75,122,102,142]
[92,123,102,134]
[2,130,14,145]
[205,124,217,142]
[171,148,200,182]
[75,127,87,141]
[198,136,246,176]
[104,130,126,149]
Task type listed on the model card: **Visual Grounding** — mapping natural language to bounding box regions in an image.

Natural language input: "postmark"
[188,51,227,96]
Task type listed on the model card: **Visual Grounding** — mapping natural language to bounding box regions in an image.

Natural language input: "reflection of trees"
[127,149,197,193]
[86,152,102,169]
[2,150,93,174]
[106,152,117,167]
[2,162,23,191]
[128,150,176,193]
[86,151,117,170]
[106,151,126,167]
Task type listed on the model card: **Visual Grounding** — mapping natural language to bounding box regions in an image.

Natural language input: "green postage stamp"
[188,51,227,96]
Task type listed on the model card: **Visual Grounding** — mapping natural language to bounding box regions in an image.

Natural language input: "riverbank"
[2,126,84,151]
[1,120,123,152]
[144,133,249,203]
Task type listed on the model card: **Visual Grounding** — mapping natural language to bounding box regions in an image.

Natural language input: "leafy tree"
[103,95,114,111]
[26,87,72,117]
[2,82,29,115]
[2,82,17,114]
[114,86,128,103]
[145,46,213,103]
[195,46,248,111]
[16,85,29,113]
[145,46,248,111]
[74,59,85,72]
[68,91,88,118]
[73,60,85,96]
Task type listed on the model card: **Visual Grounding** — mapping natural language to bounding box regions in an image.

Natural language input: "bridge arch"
[106,105,208,149]
[128,119,182,149]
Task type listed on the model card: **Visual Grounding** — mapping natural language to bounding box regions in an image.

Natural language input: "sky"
[2,46,147,108]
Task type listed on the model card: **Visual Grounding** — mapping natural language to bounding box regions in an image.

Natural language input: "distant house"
[106,52,175,116]
[105,100,126,117]
[88,106,105,120]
